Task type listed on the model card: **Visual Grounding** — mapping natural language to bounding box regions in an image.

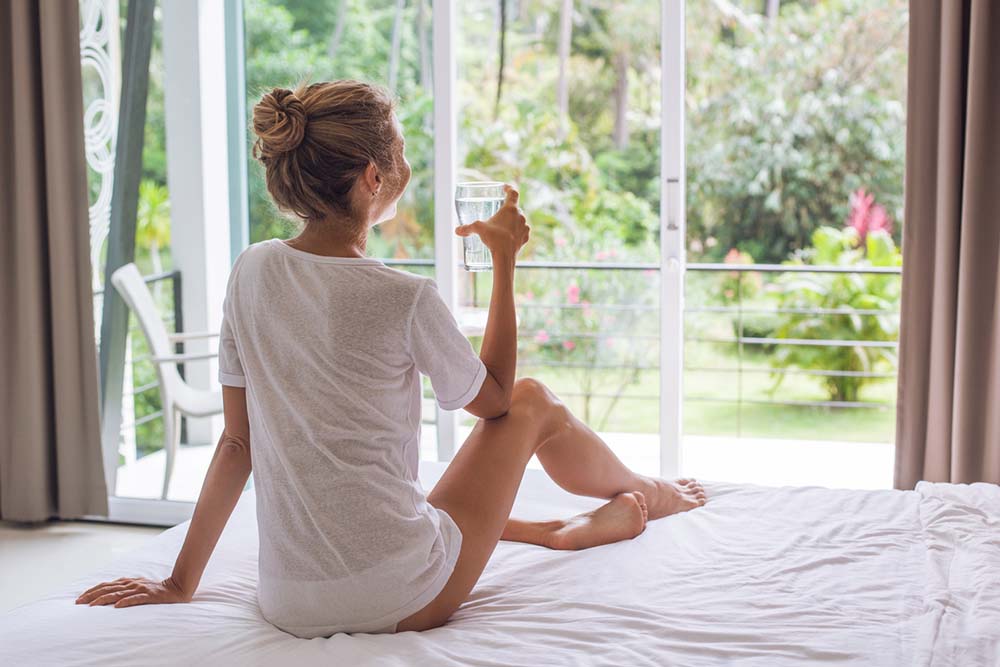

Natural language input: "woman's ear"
[363,162,380,196]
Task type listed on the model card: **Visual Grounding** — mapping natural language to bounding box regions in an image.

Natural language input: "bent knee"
[511,377,553,405]
[510,377,570,432]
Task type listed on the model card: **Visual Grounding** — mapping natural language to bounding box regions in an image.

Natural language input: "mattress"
[2,461,998,666]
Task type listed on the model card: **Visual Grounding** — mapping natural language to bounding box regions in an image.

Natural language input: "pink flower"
[605,337,616,349]
[595,250,609,260]
[567,283,580,304]
[724,248,742,264]
[562,340,576,351]
[846,188,893,242]
[555,237,567,247]
[524,290,535,301]
[534,330,550,344]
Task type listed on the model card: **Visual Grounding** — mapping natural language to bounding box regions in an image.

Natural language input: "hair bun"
[252,88,307,159]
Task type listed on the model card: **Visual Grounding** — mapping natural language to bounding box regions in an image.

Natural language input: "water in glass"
[455,182,505,271]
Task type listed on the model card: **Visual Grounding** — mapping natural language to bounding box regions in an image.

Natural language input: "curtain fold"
[0,0,109,520]
[895,0,1000,488]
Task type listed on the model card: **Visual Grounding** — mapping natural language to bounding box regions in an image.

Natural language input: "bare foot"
[547,492,648,551]
[639,476,706,520]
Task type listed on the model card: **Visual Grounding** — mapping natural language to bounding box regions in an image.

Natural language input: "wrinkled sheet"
[2,462,998,666]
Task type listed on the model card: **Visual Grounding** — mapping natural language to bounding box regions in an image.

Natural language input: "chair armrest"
[142,352,219,364]
[168,331,220,342]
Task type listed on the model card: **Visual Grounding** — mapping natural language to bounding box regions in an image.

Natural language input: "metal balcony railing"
[99,258,903,458]
[447,259,903,435]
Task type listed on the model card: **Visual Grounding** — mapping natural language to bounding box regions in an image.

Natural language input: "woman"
[76,80,706,636]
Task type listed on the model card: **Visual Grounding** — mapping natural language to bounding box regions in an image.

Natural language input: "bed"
[2,461,998,666]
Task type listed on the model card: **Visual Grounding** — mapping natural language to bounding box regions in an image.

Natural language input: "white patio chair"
[111,263,223,499]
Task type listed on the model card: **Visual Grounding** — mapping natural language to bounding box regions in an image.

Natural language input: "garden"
[112,0,908,456]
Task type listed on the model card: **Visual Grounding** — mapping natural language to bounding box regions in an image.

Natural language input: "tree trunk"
[327,0,348,59]
[416,0,431,90]
[388,0,405,91]
[762,0,780,23]
[495,0,507,118]
[556,0,573,135]
[613,50,629,149]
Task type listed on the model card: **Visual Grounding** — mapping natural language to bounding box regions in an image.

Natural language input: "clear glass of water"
[455,181,505,271]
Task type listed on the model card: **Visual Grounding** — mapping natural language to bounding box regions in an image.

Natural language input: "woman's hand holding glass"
[455,185,529,261]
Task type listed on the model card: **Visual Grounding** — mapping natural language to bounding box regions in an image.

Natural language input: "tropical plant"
[136,180,171,295]
[767,224,902,402]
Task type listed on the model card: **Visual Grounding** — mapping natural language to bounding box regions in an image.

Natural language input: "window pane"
[457,1,663,474]
[684,0,907,478]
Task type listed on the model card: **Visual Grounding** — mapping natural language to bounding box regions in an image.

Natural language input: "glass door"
[448,1,685,477]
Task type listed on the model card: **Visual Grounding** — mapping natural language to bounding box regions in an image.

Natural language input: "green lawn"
[483,341,896,444]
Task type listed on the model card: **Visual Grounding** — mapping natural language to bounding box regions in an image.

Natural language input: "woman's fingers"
[88,588,140,606]
[77,577,130,601]
[455,221,483,237]
[115,593,153,608]
[503,184,519,206]
[75,577,186,609]
[77,582,134,604]
[76,577,147,604]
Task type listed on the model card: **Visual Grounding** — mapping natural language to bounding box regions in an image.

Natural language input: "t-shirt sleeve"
[410,279,488,411]
[217,291,246,388]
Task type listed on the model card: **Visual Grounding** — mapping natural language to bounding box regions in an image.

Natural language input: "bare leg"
[396,378,702,632]
[531,383,706,520]
[501,491,650,551]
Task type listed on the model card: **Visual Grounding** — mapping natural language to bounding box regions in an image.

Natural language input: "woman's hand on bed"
[75,575,192,608]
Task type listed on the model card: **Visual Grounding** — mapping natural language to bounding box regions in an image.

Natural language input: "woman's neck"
[287,219,368,258]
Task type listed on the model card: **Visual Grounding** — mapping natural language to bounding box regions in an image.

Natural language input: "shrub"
[767,225,901,402]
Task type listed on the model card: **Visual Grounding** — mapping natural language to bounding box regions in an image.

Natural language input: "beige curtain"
[895,0,1000,488]
[0,1,108,520]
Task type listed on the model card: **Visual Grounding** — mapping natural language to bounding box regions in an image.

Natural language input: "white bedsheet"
[2,462,998,666]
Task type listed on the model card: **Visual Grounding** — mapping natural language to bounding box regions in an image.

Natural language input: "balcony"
[109,259,899,502]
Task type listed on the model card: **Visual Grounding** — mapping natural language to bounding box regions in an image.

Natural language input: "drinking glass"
[454,181,505,271]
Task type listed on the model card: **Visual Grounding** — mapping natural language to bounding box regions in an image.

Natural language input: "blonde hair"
[251,80,400,225]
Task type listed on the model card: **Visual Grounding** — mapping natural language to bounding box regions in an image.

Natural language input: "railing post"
[736,269,743,437]
[172,270,188,444]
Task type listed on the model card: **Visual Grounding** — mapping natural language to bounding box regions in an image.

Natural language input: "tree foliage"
[686,0,907,263]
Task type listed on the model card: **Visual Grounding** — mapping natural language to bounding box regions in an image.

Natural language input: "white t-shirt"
[217,238,486,637]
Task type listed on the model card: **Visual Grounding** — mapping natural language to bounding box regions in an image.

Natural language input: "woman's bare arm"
[460,186,530,419]
[76,384,252,607]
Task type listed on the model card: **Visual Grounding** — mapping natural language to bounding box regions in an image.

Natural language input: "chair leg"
[162,406,181,500]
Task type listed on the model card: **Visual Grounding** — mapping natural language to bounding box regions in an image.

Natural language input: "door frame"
[660,0,686,478]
